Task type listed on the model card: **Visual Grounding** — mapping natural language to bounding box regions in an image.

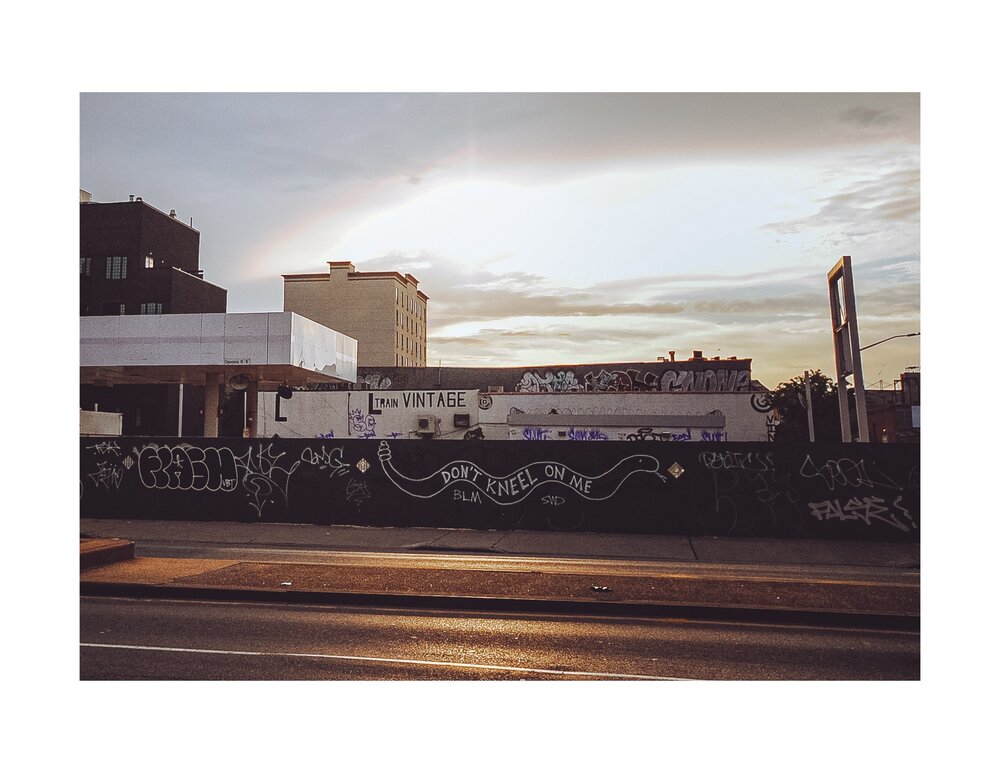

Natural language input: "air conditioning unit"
[453,413,471,428]
[416,415,438,435]
[487,386,505,393]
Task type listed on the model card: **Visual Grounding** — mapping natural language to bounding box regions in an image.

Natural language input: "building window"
[140,302,163,315]
[80,257,91,276]
[145,255,155,269]
[106,256,128,279]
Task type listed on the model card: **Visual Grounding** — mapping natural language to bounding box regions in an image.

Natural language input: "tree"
[770,370,847,442]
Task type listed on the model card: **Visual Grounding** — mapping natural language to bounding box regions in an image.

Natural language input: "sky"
[80,92,920,389]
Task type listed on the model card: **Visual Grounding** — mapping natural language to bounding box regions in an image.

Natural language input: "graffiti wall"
[307,360,757,394]
[81,437,919,541]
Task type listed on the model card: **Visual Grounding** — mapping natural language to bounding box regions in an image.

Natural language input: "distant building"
[79,193,227,316]
[866,371,920,443]
[307,351,761,394]
[283,261,428,368]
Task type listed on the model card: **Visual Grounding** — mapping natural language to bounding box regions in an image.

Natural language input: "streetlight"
[859,332,920,352]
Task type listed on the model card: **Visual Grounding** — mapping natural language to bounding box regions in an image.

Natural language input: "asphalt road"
[80,596,920,680]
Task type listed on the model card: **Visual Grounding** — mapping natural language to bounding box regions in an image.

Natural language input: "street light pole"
[803,370,815,442]
[860,332,920,352]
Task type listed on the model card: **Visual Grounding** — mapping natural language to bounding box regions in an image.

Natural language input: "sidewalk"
[80,519,920,623]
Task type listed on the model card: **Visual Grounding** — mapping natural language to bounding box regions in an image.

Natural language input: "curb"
[79,580,920,632]
[80,539,135,570]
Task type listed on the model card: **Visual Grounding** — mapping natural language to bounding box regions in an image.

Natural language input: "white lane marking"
[80,642,689,680]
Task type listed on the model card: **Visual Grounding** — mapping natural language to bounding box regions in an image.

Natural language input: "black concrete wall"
[81,438,919,541]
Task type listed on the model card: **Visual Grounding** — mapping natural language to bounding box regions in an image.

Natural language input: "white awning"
[80,312,358,389]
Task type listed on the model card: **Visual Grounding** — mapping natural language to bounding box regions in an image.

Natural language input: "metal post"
[804,370,815,442]
[177,383,184,436]
[246,380,259,438]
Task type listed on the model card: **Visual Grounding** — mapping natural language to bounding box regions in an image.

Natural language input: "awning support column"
[203,372,221,438]
[245,379,259,438]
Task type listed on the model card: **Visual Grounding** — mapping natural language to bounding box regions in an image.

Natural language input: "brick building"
[283,261,428,367]
[79,191,226,316]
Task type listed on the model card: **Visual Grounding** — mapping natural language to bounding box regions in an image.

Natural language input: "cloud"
[411,247,919,388]
[839,106,902,128]
[763,166,919,235]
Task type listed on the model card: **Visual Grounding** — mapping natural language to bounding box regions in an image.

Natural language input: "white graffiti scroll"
[377,441,666,506]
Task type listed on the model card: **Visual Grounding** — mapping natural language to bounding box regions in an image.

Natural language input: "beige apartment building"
[283,261,428,367]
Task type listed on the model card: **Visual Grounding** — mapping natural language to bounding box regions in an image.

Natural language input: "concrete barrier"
[80,438,919,541]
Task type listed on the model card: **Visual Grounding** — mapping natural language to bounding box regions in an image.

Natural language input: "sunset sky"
[80,92,919,388]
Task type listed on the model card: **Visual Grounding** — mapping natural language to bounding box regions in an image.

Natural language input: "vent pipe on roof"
[669,351,676,362]
[170,209,177,218]
[129,195,134,202]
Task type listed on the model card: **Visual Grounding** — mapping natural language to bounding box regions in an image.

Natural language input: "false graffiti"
[377,441,666,505]
[807,496,916,533]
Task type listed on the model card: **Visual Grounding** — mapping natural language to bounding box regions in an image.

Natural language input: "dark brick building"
[79,193,226,316]
[80,192,228,435]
